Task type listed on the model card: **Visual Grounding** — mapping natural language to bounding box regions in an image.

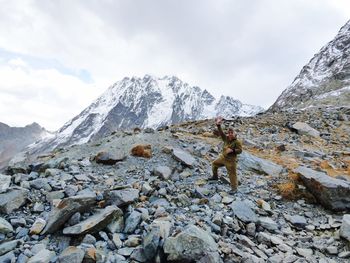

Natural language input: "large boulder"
[42,195,96,234]
[291,122,320,137]
[92,151,126,165]
[172,148,196,168]
[163,225,221,262]
[63,206,122,235]
[0,187,28,213]
[295,166,350,211]
[238,151,283,176]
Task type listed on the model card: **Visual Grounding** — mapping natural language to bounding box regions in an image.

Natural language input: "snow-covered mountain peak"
[28,75,263,153]
[270,20,350,111]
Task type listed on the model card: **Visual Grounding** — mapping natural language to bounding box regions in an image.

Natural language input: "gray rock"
[154,166,172,180]
[143,226,161,261]
[124,211,142,234]
[296,166,350,211]
[172,148,196,168]
[28,249,56,263]
[0,240,20,256]
[326,246,338,255]
[63,205,122,235]
[292,122,320,137]
[105,188,139,207]
[107,214,124,233]
[296,247,313,258]
[93,151,126,165]
[340,214,350,241]
[46,191,65,202]
[231,200,258,223]
[42,195,96,234]
[0,187,28,213]
[74,174,90,181]
[0,218,13,234]
[117,247,134,256]
[163,225,219,262]
[58,246,84,263]
[258,217,278,231]
[0,174,11,193]
[238,151,283,176]
[30,178,52,191]
[130,247,147,262]
[286,215,307,228]
[82,234,96,245]
[0,251,16,263]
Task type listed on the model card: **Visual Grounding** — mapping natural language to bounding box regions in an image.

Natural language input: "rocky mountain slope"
[26,75,263,155]
[1,105,349,262]
[0,122,49,170]
[270,20,350,111]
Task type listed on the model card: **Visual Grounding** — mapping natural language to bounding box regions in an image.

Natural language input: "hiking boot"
[228,188,238,195]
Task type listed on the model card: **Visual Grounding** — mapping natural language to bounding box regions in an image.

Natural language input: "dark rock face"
[0,122,48,170]
[295,166,350,211]
[270,20,350,111]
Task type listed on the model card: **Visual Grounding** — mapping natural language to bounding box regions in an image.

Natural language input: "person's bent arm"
[217,123,226,141]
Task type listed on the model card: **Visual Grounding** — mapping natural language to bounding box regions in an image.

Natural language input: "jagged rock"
[92,151,126,165]
[42,195,96,234]
[143,226,161,261]
[292,122,320,137]
[238,151,283,176]
[105,188,139,207]
[30,178,52,191]
[124,210,142,234]
[163,225,220,262]
[231,200,258,223]
[0,174,11,193]
[58,246,85,263]
[27,249,56,263]
[340,214,350,241]
[63,205,122,235]
[296,247,313,258]
[296,166,350,211]
[0,251,16,263]
[0,187,28,213]
[172,148,196,168]
[0,217,13,234]
[130,247,147,262]
[154,166,172,180]
[30,218,47,235]
[0,240,20,256]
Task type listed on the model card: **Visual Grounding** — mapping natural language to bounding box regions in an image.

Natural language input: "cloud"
[0,0,349,128]
[0,58,99,130]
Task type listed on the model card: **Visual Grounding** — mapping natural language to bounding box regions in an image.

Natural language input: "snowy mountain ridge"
[270,20,350,111]
[27,75,263,154]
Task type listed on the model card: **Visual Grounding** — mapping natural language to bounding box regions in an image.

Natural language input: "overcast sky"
[0,0,349,131]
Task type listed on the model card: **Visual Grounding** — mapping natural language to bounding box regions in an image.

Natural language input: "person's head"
[227,127,237,141]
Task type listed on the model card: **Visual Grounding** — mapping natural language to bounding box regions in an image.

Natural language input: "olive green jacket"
[217,124,242,159]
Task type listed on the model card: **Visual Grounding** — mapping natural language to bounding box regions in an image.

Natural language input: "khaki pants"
[212,154,238,190]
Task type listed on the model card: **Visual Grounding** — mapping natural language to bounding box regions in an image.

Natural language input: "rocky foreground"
[0,106,350,262]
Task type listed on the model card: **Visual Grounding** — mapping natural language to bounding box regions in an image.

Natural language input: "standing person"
[210,116,242,193]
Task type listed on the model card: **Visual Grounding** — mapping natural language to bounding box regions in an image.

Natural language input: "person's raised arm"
[215,116,226,141]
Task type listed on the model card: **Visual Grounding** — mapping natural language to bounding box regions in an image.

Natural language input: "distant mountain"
[270,20,350,111]
[0,122,49,169]
[28,75,263,154]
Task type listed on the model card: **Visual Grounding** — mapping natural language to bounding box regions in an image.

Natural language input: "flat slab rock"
[172,148,196,168]
[42,195,97,234]
[93,151,126,165]
[292,122,320,137]
[238,151,283,176]
[295,166,350,211]
[63,205,122,235]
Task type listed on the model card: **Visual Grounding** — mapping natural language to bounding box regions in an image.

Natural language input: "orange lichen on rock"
[131,144,152,158]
